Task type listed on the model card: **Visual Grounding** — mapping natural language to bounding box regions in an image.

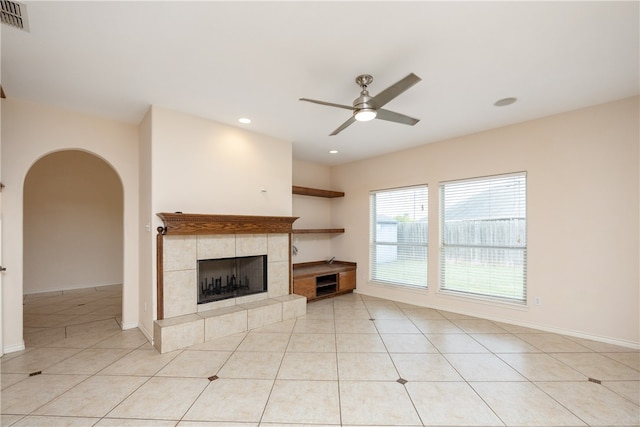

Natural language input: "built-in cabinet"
[291,185,356,301]
[293,261,356,301]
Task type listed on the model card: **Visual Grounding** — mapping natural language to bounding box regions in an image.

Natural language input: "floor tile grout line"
[391,300,438,427]
[469,319,624,426]
[7,287,639,426]
[366,298,427,426]
[404,302,554,427]
[56,339,176,420]
[174,365,218,426]
[9,286,180,422]
[542,351,640,407]
[254,315,297,425]
[597,350,640,372]
[88,371,156,422]
[331,296,343,427]
[526,378,593,426]
[544,351,612,380]
[442,321,513,427]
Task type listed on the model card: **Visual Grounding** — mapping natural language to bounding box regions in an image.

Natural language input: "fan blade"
[370,73,421,109]
[299,98,354,111]
[375,109,420,126]
[330,116,356,136]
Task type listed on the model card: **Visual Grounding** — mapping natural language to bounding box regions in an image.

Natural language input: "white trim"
[369,185,429,288]
[121,322,138,330]
[439,172,527,302]
[436,289,529,312]
[23,282,122,296]
[355,288,640,350]
[137,322,153,345]
[424,301,640,349]
[439,170,527,186]
[368,280,429,295]
[3,341,26,354]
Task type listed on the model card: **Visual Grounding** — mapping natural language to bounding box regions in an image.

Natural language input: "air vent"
[1,0,29,31]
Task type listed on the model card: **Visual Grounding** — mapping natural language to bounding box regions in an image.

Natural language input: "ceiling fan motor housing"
[353,74,377,120]
[354,90,375,109]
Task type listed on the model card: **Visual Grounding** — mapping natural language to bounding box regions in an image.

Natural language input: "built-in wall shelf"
[292,185,344,198]
[292,228,345,234]
[292,185,346,236]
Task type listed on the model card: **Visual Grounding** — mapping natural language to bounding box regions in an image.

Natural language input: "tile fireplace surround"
[153,213,306,353]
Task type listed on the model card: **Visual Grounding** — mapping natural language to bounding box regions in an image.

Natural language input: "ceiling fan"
[300,73,421,135]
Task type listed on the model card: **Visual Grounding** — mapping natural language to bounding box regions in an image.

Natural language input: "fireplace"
[154,213,306,354]
[198,255,267,304]
[155,213,299,320]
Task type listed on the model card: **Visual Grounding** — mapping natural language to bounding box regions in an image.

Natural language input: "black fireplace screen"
[198,255,267,304]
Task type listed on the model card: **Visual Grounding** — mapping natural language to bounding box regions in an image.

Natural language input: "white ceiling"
[2,1,638,165]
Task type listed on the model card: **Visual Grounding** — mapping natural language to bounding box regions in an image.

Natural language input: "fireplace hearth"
[198,255,267,304]
[154,213,307,353]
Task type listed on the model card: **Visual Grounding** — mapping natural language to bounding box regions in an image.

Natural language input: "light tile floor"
[1,285,639,426]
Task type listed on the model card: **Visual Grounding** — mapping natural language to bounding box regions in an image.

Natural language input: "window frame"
[439,172,527,304]
[369,184,429,289]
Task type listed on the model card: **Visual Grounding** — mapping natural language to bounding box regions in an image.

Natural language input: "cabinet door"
[293,277,316,300]
[339,270,356,291]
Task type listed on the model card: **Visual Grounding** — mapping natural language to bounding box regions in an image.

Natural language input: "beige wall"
[1,99,140,353]
[2,95,636,351]
[138,109,153,340]
[150,106,292,217]
[23,150,123,293]
[292,160,334,263]
[329,96,639,347]
[140,106,293,339]
[1,101,294,351]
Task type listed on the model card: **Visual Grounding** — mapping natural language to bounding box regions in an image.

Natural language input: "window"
[440,173,526,303]
[370,185,428,288]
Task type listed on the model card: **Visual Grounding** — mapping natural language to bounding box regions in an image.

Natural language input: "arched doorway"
[22,150,124,343]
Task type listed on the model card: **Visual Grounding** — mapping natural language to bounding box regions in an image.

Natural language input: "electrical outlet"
[534,297,542,306]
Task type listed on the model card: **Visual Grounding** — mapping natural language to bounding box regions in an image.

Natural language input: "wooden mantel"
[155,213,299,320]
[156,213,299,235]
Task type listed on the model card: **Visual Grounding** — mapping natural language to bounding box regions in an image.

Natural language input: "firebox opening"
[198,255,267,304]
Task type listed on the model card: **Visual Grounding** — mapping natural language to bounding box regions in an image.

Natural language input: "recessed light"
[238,117,251,124]
[494,97,517,107]
[329,150,338,154]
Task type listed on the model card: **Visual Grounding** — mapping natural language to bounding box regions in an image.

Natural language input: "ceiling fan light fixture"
[354,108,376,122]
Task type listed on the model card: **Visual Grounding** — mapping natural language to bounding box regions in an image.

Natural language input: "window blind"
[370,185,428,288]
[440,173,527,303]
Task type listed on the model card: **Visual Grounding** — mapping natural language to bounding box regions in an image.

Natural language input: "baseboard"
[424,302,640,350]
[137,322,153,345]
[493,318,640,350]
[24,283,122,295]
[354,289,640,350]
[121,321,138,331]
[3,341,26,355]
